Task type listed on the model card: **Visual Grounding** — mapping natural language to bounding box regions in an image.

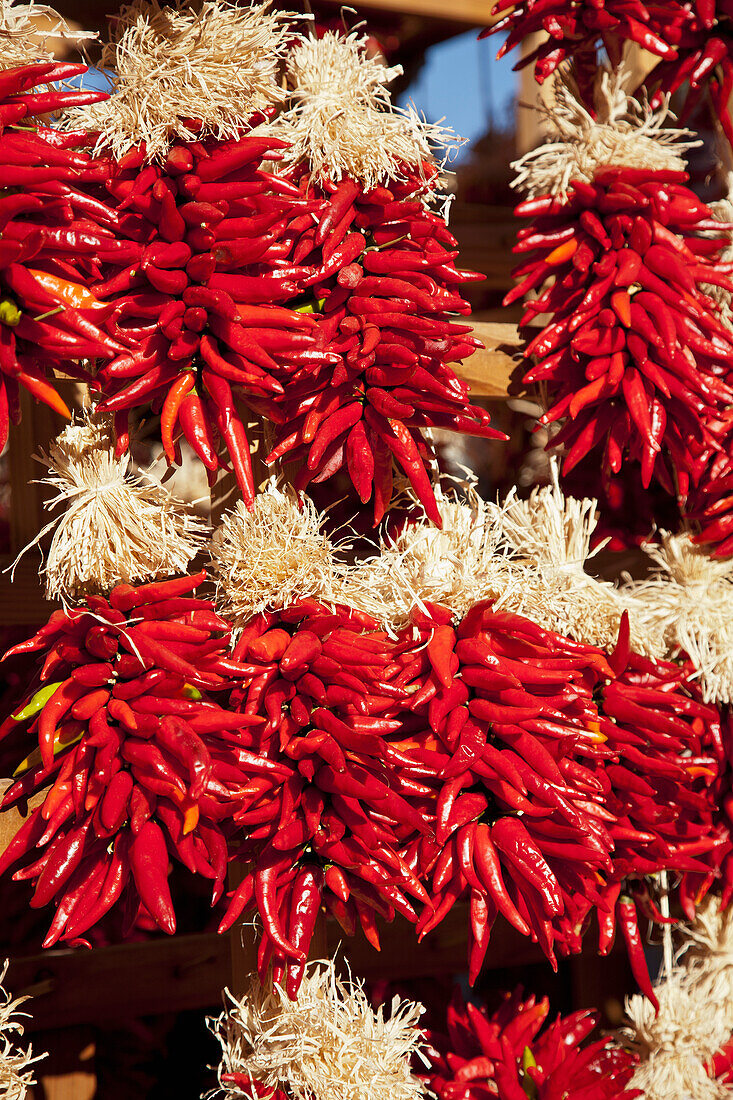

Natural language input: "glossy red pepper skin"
[0,571,255,945]
[511,170,733,513]
[256,165,504,526]
[425,985,641,1100]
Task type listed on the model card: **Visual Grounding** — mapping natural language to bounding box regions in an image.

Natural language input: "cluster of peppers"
[425,986,641,1100]
[0,57,499,525]
[77,156,498,524]
[0,583,728,1000]
[485,0,676,101]
[259,168,502,526]
[0,572,257,945]
[486,0,733,142]
[506,165,733,548]
[393,605,723,1009]
[77,131,331,505]
[0,61,125,444]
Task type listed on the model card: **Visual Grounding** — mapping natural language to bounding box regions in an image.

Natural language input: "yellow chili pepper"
[13,723,83,777]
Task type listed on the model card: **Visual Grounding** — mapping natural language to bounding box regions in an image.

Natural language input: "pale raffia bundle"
[346,471,659,654]
[0,961,44,1100]
[64,0,296,161]
[619,900,733,1099]
[345,485,511,630]
[511,64,698,199]
[208,483,348,630]
[487,469,661,656]
[623,533,733,704]
[265,28,457,194]
[0,0,94,68]
[207,958,427,1100]
[25,408,208,602]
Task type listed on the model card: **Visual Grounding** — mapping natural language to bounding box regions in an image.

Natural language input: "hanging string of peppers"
[0,60,123,443]
[425,985,641,1100]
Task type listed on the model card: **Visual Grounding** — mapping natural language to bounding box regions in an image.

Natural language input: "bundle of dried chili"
[0,570,253,944]
[74,135,326,505]
[590,632,725,1009]
[485,0,678,107]
[641,3,733,144]
[0,61,126,440]
[509,167,733,501]
[260,165,503,526]
[426,986,641,1100]
[219,598,435,998]
[399,600,618,980]
[390,597,725,1000]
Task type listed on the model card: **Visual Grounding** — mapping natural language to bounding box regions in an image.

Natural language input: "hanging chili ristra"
[483,0,684,106]
[260,166,504,526]
[507,168,733,503]
[0,571,256,944]
[0,61,125,443]
[75,134,327,503]
[218,598,436,995]
[426,986,642,1100]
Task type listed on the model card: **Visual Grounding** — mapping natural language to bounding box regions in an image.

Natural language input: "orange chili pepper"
[15,370,70,418]
[161,371,194,464]
[545,237,578,265]
[26,269,106,312]
[611,289,632,327]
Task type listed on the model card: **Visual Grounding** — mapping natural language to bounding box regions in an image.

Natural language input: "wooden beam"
[8,933,236,1032]
[457,321,521,396]
[317,0,497,25]
[6,909,631,1035]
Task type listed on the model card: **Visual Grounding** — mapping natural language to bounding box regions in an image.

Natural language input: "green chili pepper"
[521,1046,538,1099]
[11,680,64,723]
[0,298,21,326]
[13,723,83,777]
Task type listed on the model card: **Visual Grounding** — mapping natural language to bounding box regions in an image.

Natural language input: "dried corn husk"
[346,469,659,654]
[0,0,93,68]
[19,408,208,601]
[0,961,44,1100]
[64,0,295,160]
[619,899,733,1100]
[266,28,457,194]
[209,484,348,630]
[623,532,733,704]
[207,958,427,1100]
[512,64,698,199]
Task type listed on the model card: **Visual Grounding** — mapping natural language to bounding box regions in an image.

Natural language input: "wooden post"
[33,1030,96,1100]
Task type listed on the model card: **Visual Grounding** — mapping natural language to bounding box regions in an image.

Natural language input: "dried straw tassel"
[0,0,95,68]
[623,532,733,704]
[618,899,733,1100]
[208,483,347,630]
[490,464,662,656]
[0,961,44,1100]
[511,63,698,199]
[346,484,510,630]
[23,407,208,602]
[345,471,659,654]
[266,27,457,194]
[63,0,296,160]
[207,958,427,1100]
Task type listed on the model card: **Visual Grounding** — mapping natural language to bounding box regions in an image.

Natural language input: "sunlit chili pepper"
[259,166,505,526]
[508,169,733,504]
[425,985,641,1100]
[0,571,255,945]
